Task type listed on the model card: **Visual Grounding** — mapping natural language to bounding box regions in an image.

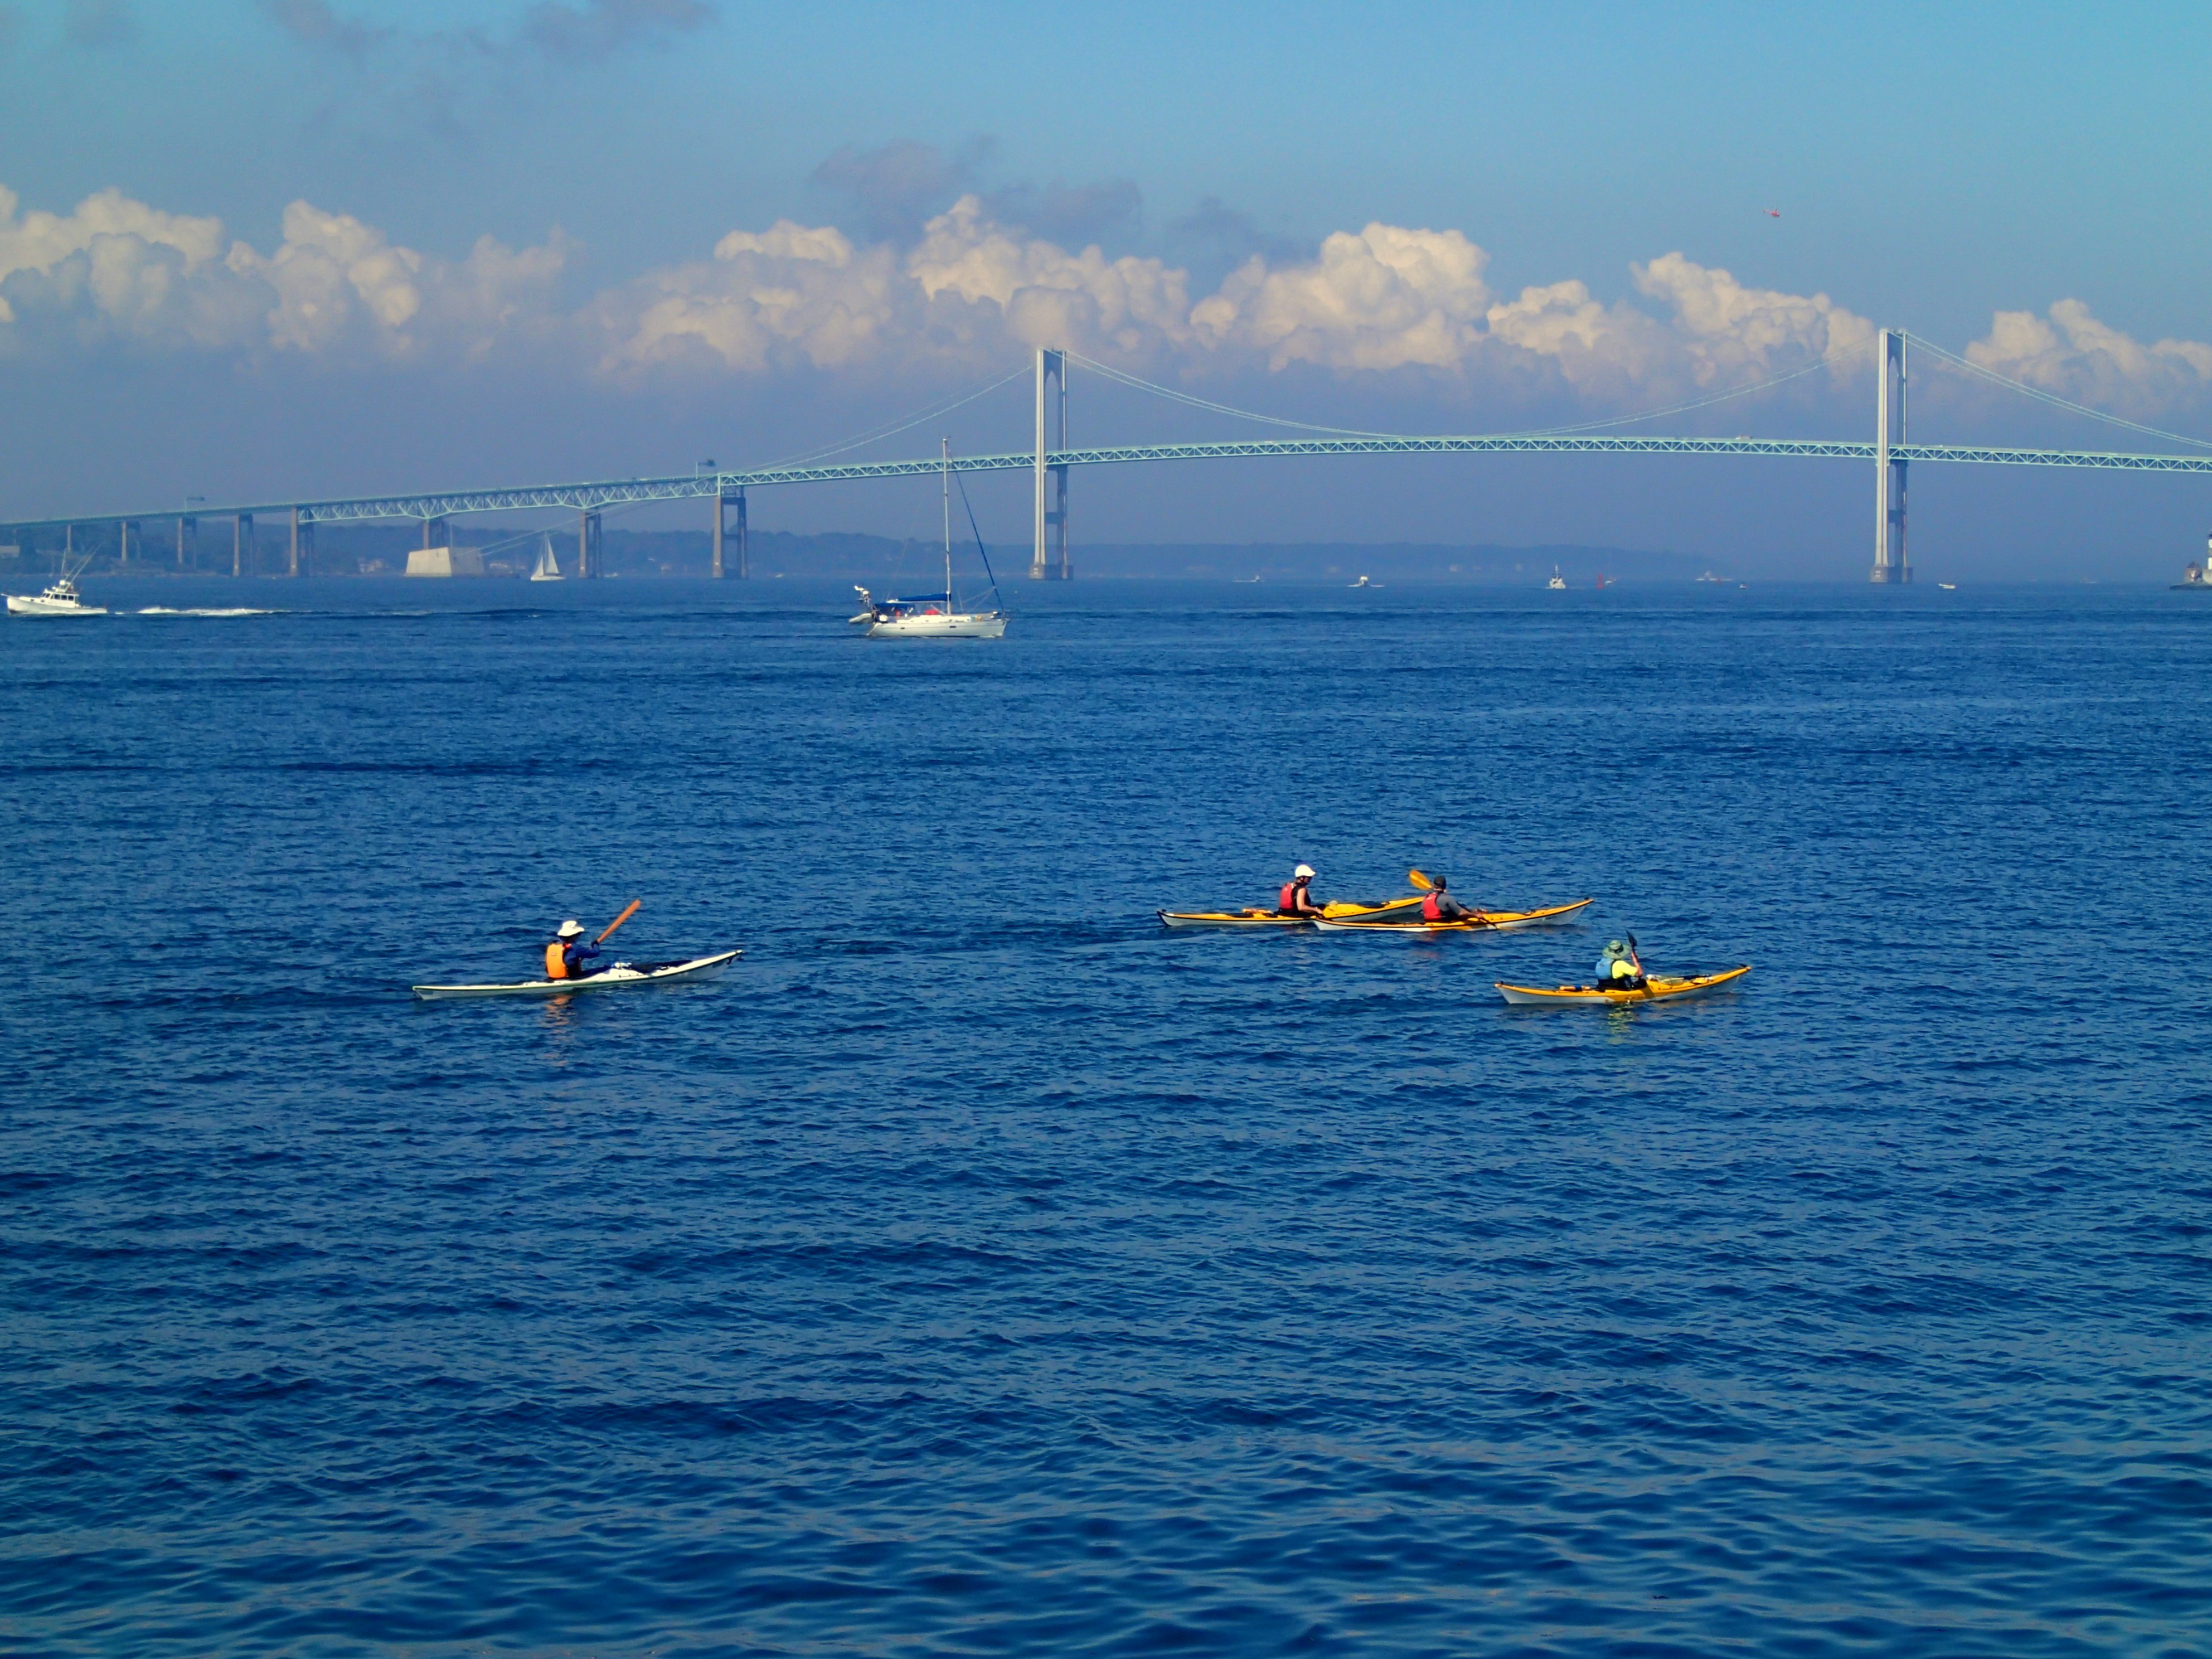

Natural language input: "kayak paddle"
[1408,869,1435,891]
[596,900,642,945]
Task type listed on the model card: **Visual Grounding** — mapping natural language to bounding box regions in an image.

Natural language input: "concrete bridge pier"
[579,510,601,578]
[119,519,137,567]
[289,507,313,577]
[234,513,253,578]
[177,515,197,569]
[1871,328,1910,583]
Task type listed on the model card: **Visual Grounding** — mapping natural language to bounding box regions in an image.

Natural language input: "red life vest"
[1279,881,1304,913]
[1422,891,1445,921]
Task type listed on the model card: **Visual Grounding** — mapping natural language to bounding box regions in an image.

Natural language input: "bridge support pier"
[177,516,196,570]
[289,508,313,577]
[712,487,746,578]
[1871,328,1910,583]
[1031,347,1070,579]
[579,510,602,578]
[119,518,137,567]
[234,513,253,578]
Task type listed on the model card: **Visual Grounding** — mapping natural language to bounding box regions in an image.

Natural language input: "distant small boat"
[1348,575,1382,589]
[529,533,564,582]
[1938,582,1957,591]
[1547,567,1567,591]
[1695,570,1724,583]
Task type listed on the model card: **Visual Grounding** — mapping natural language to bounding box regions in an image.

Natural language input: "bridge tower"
[1031,348,1070,579]
[712,487,746,578]
[1871,328,1910,583]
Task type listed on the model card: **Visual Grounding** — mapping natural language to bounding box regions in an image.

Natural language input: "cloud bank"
[3,179,2205,428]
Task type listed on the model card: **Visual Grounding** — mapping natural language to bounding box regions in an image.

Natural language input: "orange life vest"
[545,941,570,980]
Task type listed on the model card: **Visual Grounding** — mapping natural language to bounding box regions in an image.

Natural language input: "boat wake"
[133,607,281,617]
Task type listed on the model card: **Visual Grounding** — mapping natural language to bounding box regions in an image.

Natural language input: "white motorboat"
[7,565,105,617]
[864,440,1008,639]
[1547,566,1568,590]
[528,533,564,582]
[1348,574,1382,589]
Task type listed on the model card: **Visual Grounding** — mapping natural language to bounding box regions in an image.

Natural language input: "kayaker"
[546,920,603,982]
[1420,875,1480,923]
[1277,864,1324,917]
[1594,939,1645,989]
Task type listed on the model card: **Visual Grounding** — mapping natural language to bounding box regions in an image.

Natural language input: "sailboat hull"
[867,612,1008,638]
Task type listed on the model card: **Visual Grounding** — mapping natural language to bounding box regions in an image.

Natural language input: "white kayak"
[412,949,741,1001]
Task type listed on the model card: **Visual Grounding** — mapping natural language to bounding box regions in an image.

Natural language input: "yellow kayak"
[1495,966,1752,1005]
[1313,898,1594,932]
[1159,894,1425,928]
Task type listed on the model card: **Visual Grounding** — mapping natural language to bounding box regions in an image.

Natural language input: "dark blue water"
[5,578,2209,1657]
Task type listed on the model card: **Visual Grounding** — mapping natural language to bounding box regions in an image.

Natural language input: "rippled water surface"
[4,578,2209,1657]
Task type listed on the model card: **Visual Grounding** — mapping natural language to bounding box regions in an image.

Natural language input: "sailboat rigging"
[855,439,1010,638]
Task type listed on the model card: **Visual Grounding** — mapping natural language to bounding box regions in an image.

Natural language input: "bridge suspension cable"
[753,361,1034,470]
[1902,331,2212,453]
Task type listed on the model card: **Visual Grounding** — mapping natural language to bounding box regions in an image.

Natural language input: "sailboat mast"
[941,436,952,612]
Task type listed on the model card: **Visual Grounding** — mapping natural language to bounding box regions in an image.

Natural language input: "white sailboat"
[528,533,564,582]
[8,543,106,616]
[1547,566,1568,590]
[865,440,1008,639]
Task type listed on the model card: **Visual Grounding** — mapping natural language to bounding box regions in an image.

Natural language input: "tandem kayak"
[1313,898,1594,932]
[412,949,742,1001]
[1495,965,1752,1006]
[1159,895,1426,928]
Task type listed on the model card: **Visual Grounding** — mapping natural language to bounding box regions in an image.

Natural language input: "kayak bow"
[412,949,742,1001]
[1158,894,1425,928]
[1494,965,1751,1005]
[1313,898,1594,932]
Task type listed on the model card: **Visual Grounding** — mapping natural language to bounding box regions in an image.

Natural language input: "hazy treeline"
[2,523,1713,584]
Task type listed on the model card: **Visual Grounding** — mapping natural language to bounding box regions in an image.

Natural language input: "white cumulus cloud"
[906,195,1192,360]
[0,183,565,363]
[22,178,2209,438]
[592,219,903,374]
[1966,299,2212,417]
[1190,224,1493,371]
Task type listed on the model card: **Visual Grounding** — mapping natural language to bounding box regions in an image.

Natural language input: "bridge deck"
[8,435,2212,532]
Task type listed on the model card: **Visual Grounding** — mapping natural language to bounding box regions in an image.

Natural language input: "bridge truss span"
[9,375,2212,560]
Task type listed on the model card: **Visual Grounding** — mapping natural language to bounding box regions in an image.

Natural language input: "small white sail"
[530,533,564,582]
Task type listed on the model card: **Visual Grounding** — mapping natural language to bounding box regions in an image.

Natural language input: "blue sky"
[4,0,2209,576]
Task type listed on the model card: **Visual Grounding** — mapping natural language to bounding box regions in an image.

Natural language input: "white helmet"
[557,920,585,938]
[1293,864,1316,880]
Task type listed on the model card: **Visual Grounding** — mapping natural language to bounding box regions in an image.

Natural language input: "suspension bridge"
[6,331,2209,584]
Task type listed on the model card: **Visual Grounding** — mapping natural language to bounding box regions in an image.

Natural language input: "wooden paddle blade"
[596,899,643,944]
[1408,869,1435,890]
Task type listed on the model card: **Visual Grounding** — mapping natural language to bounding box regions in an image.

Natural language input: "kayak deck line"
[1312,898,1594,932]
[411,949,742,1001]
[1494,964,1752,1006]
[1158,895,1425,928]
